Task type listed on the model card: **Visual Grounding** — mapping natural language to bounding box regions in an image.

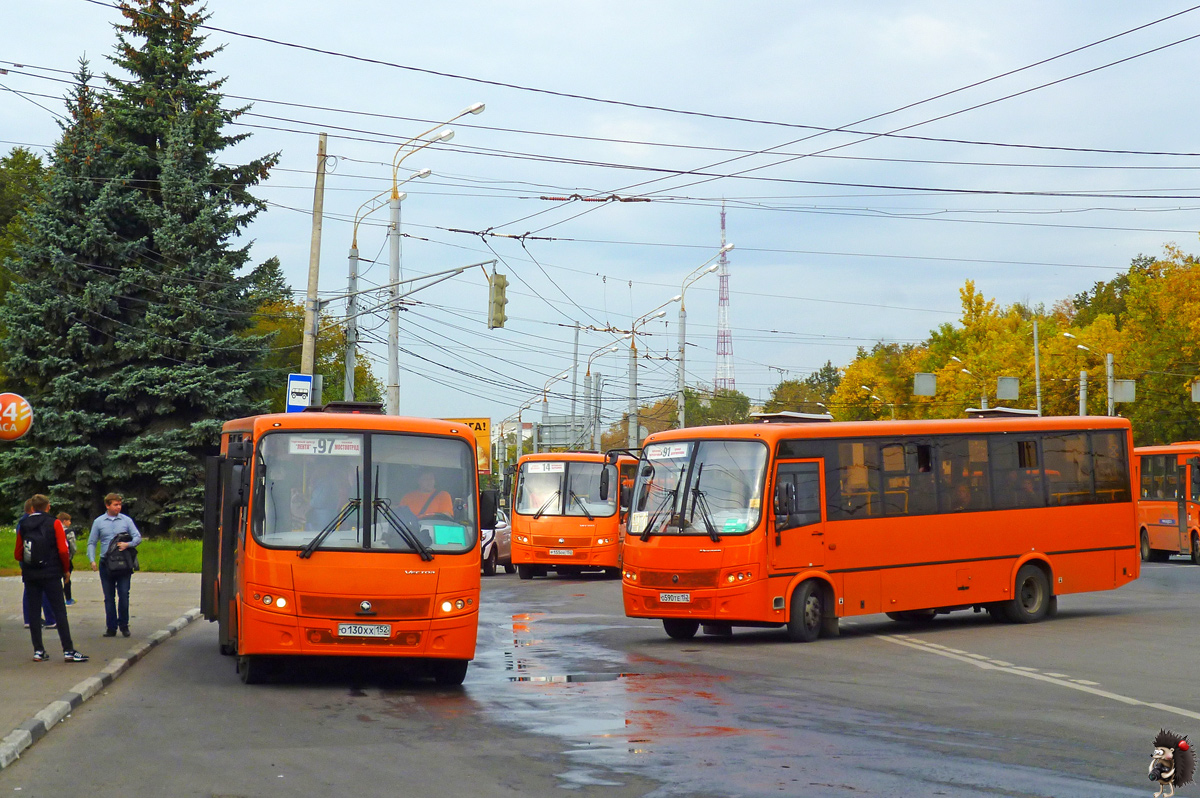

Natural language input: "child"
[56,512,78,605]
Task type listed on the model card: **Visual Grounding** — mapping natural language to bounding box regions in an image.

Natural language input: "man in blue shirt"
[87,493,142,638]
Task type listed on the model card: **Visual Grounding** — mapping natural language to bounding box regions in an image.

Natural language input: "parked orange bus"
[510,452,634,579]
[1134,442,1200,563]
[201,403,481,684]
[618,416,1138,641]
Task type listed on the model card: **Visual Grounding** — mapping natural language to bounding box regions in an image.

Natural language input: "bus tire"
[219,640,236,656]
[482,547,497,576]
[1005,564,1050,624]
[662,619,699,640]
[1140,530,1151,561]
[238,655,268,685]
[786,580,823,643]
[886,610,937,624]
[1192,534,1200,566]
[432,659,469,686]
[517,564,535,580]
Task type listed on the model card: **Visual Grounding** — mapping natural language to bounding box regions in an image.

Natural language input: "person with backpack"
[17,499,58,630]
[14,494,88,663]
[87,493,141,638]
[56,511,79,605]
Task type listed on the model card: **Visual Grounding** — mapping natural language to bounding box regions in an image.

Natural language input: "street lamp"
[630,297,680,447]
[538,371,569,453]
[344,170,430,401]
[678,244,732,429]
[385,103,485,415]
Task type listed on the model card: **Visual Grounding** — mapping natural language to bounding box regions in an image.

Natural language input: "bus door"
[771,459,826,570]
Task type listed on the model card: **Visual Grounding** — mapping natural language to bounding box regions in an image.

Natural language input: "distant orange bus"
[510,452,634,579]
[1134,442,1200,563]
[619,416,1138,641]
[201,403,481,684]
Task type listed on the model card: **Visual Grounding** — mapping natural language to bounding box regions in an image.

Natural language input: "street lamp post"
[583,341,623,450]
[539,371,569,453]
[385,103,484,415]
[678,244,731,429]
[629,297,679,447]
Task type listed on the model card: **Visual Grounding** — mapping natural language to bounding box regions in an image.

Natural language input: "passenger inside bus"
[306,460,359,530]
[400,470,454,518]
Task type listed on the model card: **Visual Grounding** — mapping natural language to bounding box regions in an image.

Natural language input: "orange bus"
[510,451,634,579]
[618,416,1138,641]
[1134,442,1200,563]
[201,403,481,684]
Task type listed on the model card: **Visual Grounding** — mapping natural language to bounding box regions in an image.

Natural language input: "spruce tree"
[0,0,284,534]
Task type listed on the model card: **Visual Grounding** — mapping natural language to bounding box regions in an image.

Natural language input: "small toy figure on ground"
[1149,728,1195,797]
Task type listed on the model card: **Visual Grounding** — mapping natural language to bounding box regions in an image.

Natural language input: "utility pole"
[628,344,638,448]
[1106,353,1115,416]
[1033,320,1042,416]
[1080,370,1088,416]
[592,374,603,451]
[344,245,358,401]
[300,133,328,376]
[387,194,402,415]
[570,324,580,446]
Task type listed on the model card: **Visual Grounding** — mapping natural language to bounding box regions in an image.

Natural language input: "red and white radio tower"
[714,203,735,391]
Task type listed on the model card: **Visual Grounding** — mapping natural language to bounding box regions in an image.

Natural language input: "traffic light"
[487,272,509,329]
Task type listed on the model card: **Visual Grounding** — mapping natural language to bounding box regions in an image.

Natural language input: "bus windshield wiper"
[534,490,561,519]
[689,465,721,542]
[374,499,434,561]
[568,491,594,521]
[297,500,361,559]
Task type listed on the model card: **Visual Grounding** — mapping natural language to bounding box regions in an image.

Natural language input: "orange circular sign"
[0,393,33,441]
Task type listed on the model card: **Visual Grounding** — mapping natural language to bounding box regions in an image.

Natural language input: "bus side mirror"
[599,468,610,501]
[231,464,250,508]
[620,485,632,510]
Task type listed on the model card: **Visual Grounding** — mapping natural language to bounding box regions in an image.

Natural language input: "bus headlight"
[623,570,637,581]
[722,570,754,584]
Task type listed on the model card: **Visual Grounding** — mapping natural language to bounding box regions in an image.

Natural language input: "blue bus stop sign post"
[286,373,314,413]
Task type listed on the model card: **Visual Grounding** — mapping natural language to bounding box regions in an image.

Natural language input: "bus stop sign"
[286,373,313,412]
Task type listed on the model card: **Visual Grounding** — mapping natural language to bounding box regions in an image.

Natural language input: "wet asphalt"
[3,561,1197,797]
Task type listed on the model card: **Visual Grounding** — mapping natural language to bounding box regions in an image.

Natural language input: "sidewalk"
[0,571,201,766]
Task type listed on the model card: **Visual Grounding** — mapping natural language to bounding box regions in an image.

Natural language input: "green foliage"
[684,387,752,426]
[0,4,284,536]
[763,361,841,414]
[0,147,45,294]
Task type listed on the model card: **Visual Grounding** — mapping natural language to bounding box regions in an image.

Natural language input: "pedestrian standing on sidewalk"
[87,493,141,638]
[57,511,79,605]
[18,498,57,631]
[14,494,88,662]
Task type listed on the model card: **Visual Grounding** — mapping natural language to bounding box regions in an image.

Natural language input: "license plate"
[337,623,391,638]
[548,548,574,556]
[659,592,691,603]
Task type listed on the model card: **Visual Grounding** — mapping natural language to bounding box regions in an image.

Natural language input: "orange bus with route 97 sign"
[201,402,481,684]
[618,415,1138,641]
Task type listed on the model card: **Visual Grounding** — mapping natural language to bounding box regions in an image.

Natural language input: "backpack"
[64,525,78,559]
[105,531,138,574]
[19,514,58,572]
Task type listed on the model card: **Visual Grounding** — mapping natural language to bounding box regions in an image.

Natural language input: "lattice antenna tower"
[714,202,735,391]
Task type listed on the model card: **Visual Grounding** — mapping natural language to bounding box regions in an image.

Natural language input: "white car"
[481,509,514,576]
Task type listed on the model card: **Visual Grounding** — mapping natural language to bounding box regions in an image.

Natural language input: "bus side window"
[990,435,1046,510]
[1092,431,1130,503]
[1165,457,1180,501]
[1043,433,1093,506]
[775,462,821,530]
[829,441,879,520]
[1192,458,1200,502]
[937,437,991,513]
[1140,455,1152,499]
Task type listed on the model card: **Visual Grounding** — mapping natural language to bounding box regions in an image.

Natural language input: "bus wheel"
[517,564,535,580]
[662,619,699,640]
[483,548,497,576]
[432,659,469,686]
[238,655,268,685]
[1005,564,1050,624]
[1192,534,1200,566]
[786,580,823,643]
[886,610,936,624]
[1140,530,1151,561]
[503,562,516,574]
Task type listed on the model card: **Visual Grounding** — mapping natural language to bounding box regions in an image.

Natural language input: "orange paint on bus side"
[221,413,480,662]
[510,452,633,573]
[1133,442,1200,561]
[622,416,1139,631]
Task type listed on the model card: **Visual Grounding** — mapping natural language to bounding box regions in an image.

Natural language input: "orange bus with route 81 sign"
[619,415,1138,642]
[1134,442,1200,563]
[201,403,481,684]
[510,451,635,579]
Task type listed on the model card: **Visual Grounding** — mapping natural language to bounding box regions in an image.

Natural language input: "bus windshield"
[630,440,768,538]
[515,461,618,518]
[254,431,476,554]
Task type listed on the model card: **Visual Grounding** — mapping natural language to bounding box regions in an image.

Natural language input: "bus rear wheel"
[1004,564,1050,624]
[1140,530,1152,561]
[1192,534,1200,566]
[662,619,699,640]
[483,547,497,576]
[786,580,823,643]
[432,659,469,686]
[517,564,535,580]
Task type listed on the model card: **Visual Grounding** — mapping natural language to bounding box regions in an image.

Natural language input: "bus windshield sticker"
[526,462,566,474]
[646,444,689,460]
[629,511,648,536]
[432,525,466,545]
[722,518,748,533]
[288,437,361,456]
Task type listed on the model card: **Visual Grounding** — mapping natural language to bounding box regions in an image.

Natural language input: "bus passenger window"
[1165,458,1180,501]
[990,436,1045,510]
[1043,433,1093,506]
[936,438,990,513]
[1092,432,1130,503]
[828,442,880,520]
[1139,455,1152,499]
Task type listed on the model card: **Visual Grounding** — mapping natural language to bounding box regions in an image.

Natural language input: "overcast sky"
[5,1,1200,430]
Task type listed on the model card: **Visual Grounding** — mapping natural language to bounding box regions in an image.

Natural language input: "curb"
[0,607,202,770]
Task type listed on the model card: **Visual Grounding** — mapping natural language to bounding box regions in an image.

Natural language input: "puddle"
[508,672,638,683]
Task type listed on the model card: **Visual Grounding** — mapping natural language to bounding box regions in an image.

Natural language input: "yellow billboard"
[444,418,491,474]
